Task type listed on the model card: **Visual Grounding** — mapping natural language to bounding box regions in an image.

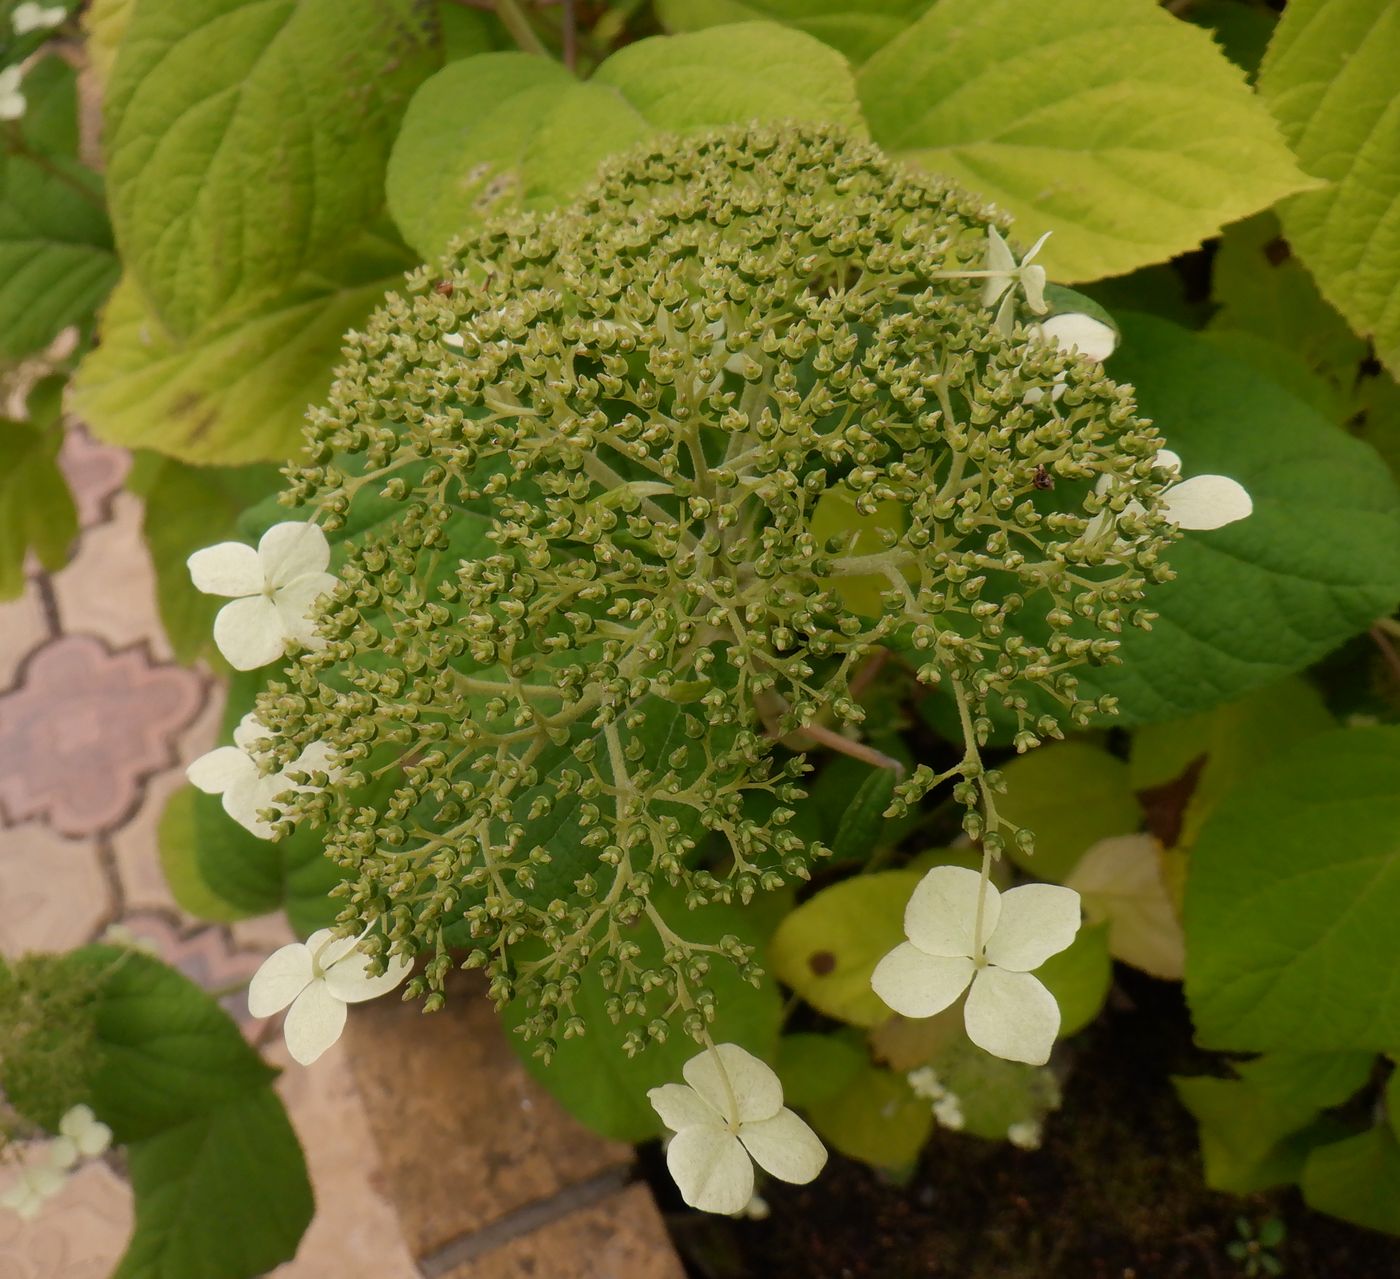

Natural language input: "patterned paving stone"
[442,1184,686,1279]
[0,822,110,959]
[57,425,131,530]
[0,591,50,692]
[0,635,203,836]
[0,1160,131,1279]
[345,973,633,1261]
[49,493,173,661]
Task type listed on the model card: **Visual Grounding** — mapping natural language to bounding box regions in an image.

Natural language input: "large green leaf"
[72,229,414,465]
[857,0,1313,282]
[0,57,118,359]
[1302,1125,1400,1235]
[769,870,920,1028]
[500,884,784,1142]
[806,1060,932,1170]
[1185,726,1400,1054]
[0,415,77,599]
[1074,314,1400,723]
[63,946,312,1279]
[1258,0,1400,376]
[386,23,863,261]
[996,742,1140,880]
[102,0,437,334]
[655,0,931,63]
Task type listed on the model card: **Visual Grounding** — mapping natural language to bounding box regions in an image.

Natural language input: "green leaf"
[0,57,119,359]
[1302,1125,1400,1235]
[0,418,78,599]
[387,24,863,261]
[138,458,283,663]
[103,0,437,334]
[857,0,1314,282]
[1175,1051,1372,1193]
[769,870,920,1027]
[1035,921,1111,1037]
[1129,678,1335,850]
[500,883,783,1142]
[83,0,134,89]
[775,1032,866,1109]
[1185,725,1400,1054]
[809,484,910,619]
[116,1089,313,1279]
[61,946,312,1279]
[828,766,897,866]
[386,53,648,261]
[655,0,931,63]
[73,228,414,465]
[1258,0,1400,376]
[156,788,253,924]
[996,742,1140,881]
[1073,314,1400,723]
[806,1060,932,1171]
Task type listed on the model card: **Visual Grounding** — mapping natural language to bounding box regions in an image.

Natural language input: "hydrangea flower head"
[872,865,1081,1065]
[648,1043,826,1215]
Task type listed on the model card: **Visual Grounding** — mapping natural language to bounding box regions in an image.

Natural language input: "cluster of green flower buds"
[260,123,1176,1051]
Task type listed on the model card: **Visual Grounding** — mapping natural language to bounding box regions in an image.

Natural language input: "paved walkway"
[0,426,681,1277]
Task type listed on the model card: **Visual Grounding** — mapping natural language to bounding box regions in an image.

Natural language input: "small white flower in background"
[249,929,412,1066]
[187,521,337,671]
[186,713,338,840]
[737,1192,771,1221]
[0,1164,65,1220]
[1088,448,1253,542]
[1007,1119,1044,1151]
[12,3,68,35]
[871,865,1082,1066]
[0,65,26,121]
[49,1105,112,1170]
[983,226,1051,334]
[101,922,160,954]
[906,1065,945,1102]
[648,1042,827,1215]
[932,1092,965,1131]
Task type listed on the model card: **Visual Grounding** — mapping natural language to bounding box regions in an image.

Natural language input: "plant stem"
[494,0,551,57]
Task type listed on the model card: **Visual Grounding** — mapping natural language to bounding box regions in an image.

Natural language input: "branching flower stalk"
[246,123,1184,1057]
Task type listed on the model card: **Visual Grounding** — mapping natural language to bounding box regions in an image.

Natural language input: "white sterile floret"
[932,1093,965,1131]
[49,1105,112,1170]
[871,865,1082,1066]
[187,521,337,671]
[186,713,338,840]
[647,1043,827,1215]
[248,930,412,1066]
[983,226,1051,334]
[0,1164,65,1220]
[12,3,68,35]
[1089,447,1253,541]
[906,1065,945,1101]
[0,66,26,121]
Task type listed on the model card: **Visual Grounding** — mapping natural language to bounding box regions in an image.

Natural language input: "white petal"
[1020,263,1048,314]
[665,1126,754,1215]
[1066,834,1185,980]
[1154,448,1182,475]
[247,943,314,1017]
[1040,313,1116,362]
[1161,474,1253,531]
[49,1137,79,1170]
[231,713,271,753]
[213,595,287,670]
[870,943,975,1018]
[682,1043,783,1125]
[984,226,1015,279]
[903,865,999,958]
[1021,229,1052,265]
[274,572,337,646]
[185,746,255,796]
[322,946,412,1004]
[222,771,284,839]
[963,968,1060,1065]
[648,1083,721,1133]
[983,883,1082,972]
[290,739,338,781]
[76,1121,112,1159]
[739,1108,827,1185]
[282,981,349,1066]
[187,542,263,597]
[258,522,331,588]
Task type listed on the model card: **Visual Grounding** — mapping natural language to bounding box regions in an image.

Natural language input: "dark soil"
[646,973,1400,1279]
